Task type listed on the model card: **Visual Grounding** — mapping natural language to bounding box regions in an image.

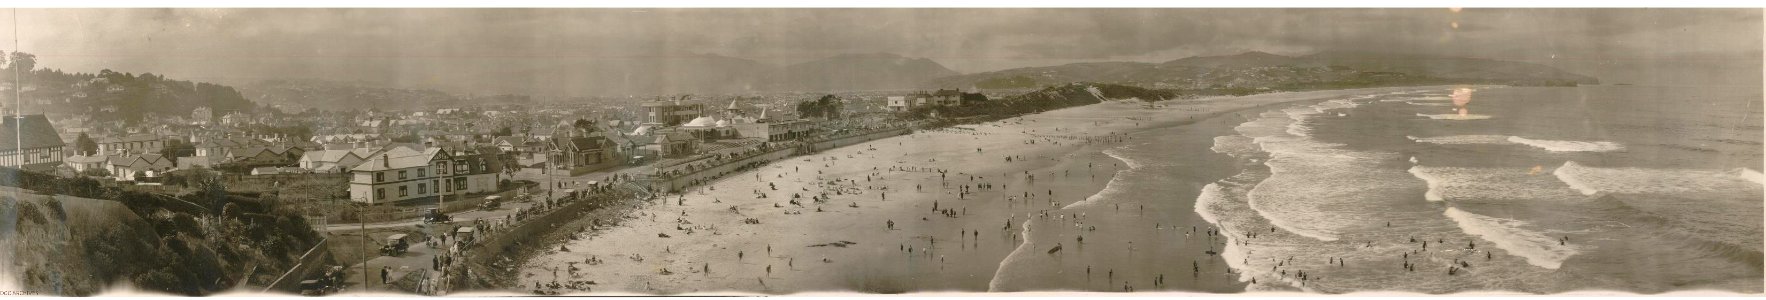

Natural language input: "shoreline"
[502,85,1450,295]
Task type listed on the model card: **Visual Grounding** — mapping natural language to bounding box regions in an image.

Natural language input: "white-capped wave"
[1241,100,1413,241]
[1553,161,1763,196]
[1507,136,1625,152]
[1405,135,1625,153]
[1409,166,1445,201]
[1444,207,1581,269]
[1735,168,1763,185]
[1416,113,1494,120]
[1408,166,1586,202]
[1407,135,1512,145]
[1211,135,1260,159]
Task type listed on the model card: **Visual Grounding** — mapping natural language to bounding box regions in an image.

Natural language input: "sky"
[0,8,1759,95]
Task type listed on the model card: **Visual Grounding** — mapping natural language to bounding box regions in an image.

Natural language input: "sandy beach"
[514,86,1445,294]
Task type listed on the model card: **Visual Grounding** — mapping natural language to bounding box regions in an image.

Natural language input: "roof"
[683,116,717,127]
[353,147,445,172]
[301,149,365,163]
[0,115,66,149]
[96,134,160,144]
[65,154,111,164]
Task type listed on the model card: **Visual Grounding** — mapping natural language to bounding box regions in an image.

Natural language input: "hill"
[237,79,464,112]
[1,168,327,296]
[931,51,1599,90]
[770,52,960,92]
[2,52,255,123]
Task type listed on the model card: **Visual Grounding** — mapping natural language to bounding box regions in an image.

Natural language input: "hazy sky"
[1,8,1759,93]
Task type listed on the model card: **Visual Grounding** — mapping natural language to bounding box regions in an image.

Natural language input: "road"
[319,166,648,232]
[329,165,647,294]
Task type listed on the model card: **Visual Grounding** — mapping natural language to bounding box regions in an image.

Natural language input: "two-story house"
[348,146,473,205]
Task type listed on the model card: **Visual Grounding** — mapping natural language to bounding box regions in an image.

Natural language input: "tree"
[75,133,98,156]
[8,51,34,73]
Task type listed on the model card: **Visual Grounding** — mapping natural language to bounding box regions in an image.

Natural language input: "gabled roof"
[0,115,66,149]
[353,147,447,172]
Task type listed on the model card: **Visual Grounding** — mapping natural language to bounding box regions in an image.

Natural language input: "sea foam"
[1416,113,1494,120]
[1507,136,1626,152]
[1553,161,1763,196]
[1406,135,1625,152]
[1444,207,1581,269]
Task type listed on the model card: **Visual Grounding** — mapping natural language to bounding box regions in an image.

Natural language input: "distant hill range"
[238,79,471,112]
[931,51,1599,90]
[422,52,959,97]
[769,52,959,92]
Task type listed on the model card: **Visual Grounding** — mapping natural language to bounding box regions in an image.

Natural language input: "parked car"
[380,234,409,256]
[423,208,451,224]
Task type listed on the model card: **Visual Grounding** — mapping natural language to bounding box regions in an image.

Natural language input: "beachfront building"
[348,146,458,204]
[733,111,818,142]
[0,115,69,171]
[546,132,618,176]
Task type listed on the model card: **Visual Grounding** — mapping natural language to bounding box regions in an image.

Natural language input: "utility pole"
[357,203,368,294]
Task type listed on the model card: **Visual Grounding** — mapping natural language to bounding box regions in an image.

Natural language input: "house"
[648,129,700,158]
[227,145,304,167]
[195,137,268,157]
[0,115,68,171]
[108,154,175,181]
[491,136,531,154]
[298,148,370,173]
[443,146,505,194]
[64,154,110,174]
[191,107,213,125]
[931,89,963,106]
[599,130,645,165]
[349,147,458,204]
[544,121,619,175]
[95,134,164,155]
[886,96,914,112]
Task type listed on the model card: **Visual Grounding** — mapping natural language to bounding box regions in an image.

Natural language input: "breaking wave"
[1444,207,1581,269]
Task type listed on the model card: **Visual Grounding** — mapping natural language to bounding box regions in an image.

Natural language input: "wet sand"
[515,86,1445,294]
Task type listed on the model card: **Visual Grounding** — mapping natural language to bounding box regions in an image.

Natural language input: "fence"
[343,183,534,224]
[648,127,911,193]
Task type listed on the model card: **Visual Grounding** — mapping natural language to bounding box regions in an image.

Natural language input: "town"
[0,81,1013,295]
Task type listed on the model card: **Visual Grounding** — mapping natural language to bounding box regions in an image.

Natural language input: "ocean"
[1196,85,1764,293]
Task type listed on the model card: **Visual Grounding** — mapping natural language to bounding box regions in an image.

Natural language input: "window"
[456,179,468,190]
[375,188,385,200]
[399,170,407,180]
[418,168,426,178]
[418,183,427,194]
[375,172,385,182]
[399,186,409,197]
